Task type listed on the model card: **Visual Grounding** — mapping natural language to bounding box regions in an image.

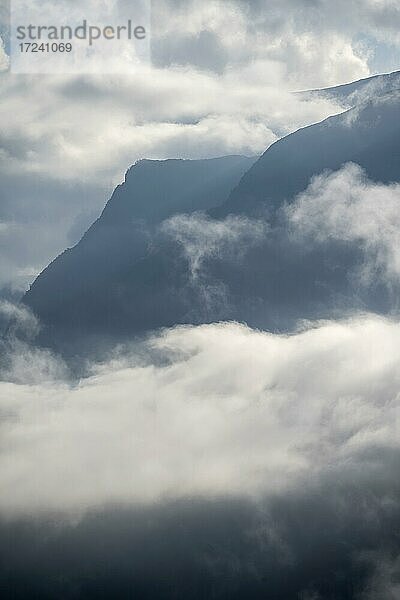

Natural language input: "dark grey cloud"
[0,470,399,599]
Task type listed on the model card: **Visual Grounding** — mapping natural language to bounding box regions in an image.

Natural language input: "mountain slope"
[22,81,400,358]
[214,90,400,218]
[22,155,255,355]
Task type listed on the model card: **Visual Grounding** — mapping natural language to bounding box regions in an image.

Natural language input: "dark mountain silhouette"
[102,155,257,224]
[22,155,255,354]
[22,78,400,359]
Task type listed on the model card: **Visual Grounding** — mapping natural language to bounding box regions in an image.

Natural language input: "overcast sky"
[0,0,399,294]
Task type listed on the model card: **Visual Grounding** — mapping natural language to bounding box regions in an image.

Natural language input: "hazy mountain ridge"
[299,68,400,106]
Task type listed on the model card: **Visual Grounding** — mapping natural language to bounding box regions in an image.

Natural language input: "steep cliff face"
[22,155,255,354]
[102,156,257,224]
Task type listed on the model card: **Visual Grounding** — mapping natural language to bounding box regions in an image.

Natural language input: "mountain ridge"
[21,73,400,358]
[214,90,400,218]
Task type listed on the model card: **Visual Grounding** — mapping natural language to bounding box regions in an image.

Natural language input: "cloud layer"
[1,314,399,516]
